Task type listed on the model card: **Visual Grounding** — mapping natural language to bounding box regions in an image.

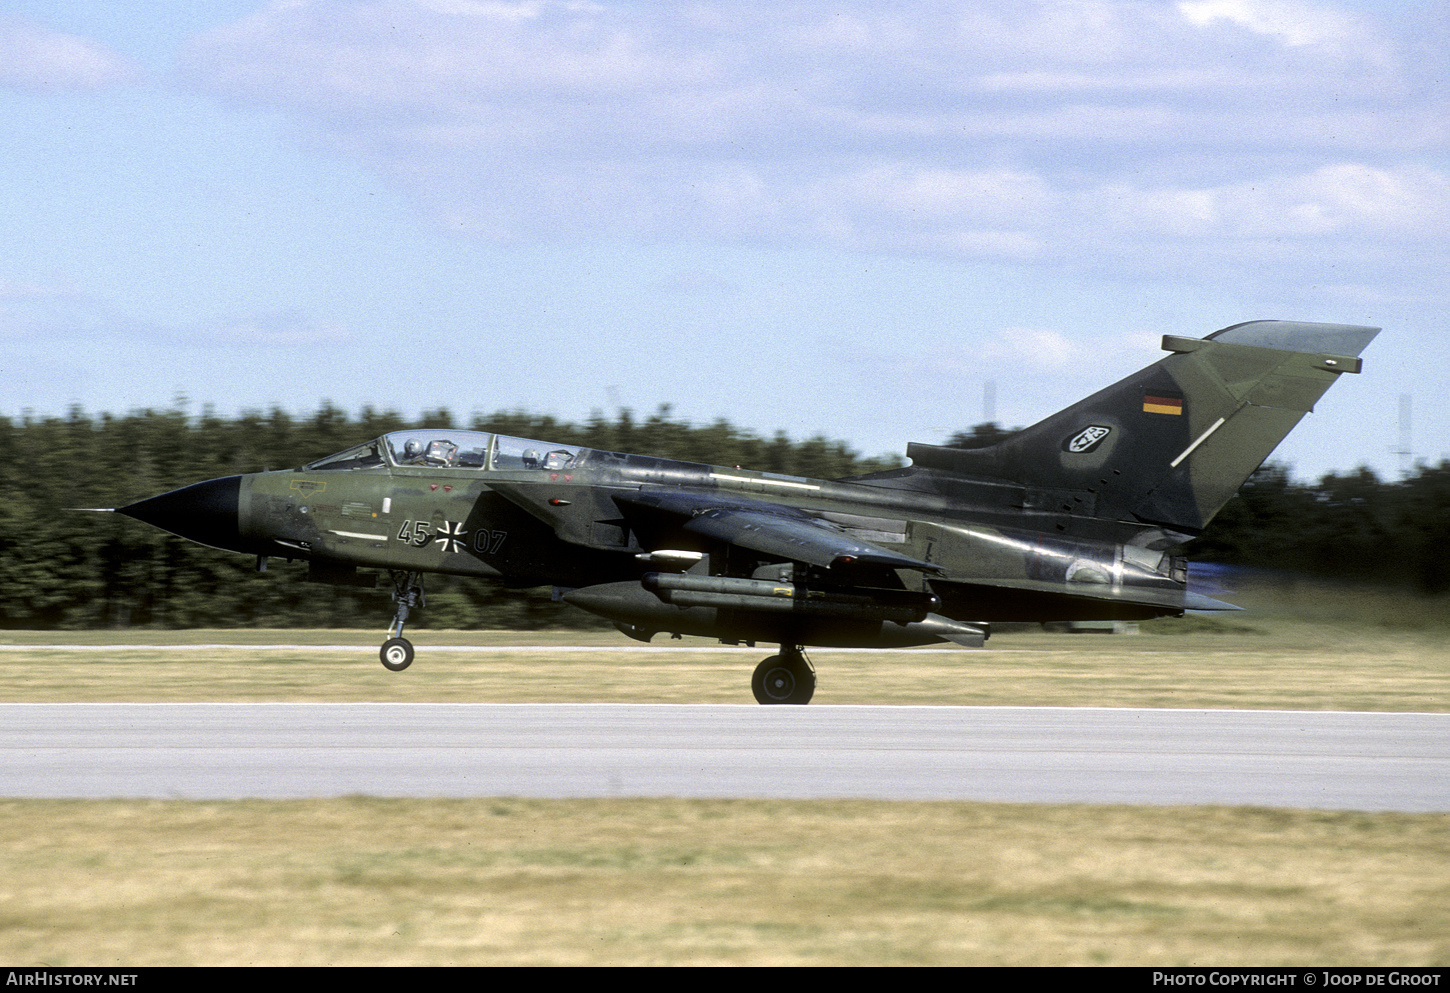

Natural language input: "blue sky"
[2,1,1445,480]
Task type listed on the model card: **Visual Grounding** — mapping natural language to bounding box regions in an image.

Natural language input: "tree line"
[1191,461,1450,595]
[1,407,1442,630]
[0,404,899,630]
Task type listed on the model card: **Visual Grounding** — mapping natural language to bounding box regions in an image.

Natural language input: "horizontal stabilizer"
[938,575,1240,613]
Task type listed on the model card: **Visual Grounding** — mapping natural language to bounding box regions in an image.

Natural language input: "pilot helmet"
[403,439,423,459]
[522,448,541,469]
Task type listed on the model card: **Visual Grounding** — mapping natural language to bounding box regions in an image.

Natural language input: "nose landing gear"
[380,571,424,672]
[380,636,414,671]
[751,646,815,705]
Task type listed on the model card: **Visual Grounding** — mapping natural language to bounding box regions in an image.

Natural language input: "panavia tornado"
[114,320,1378,703]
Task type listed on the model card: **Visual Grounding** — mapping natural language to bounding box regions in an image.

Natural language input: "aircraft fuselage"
[113,320,1380,702]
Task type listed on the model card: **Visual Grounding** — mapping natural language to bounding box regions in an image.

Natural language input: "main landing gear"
[752,646,815,705]
[380,571,424,672]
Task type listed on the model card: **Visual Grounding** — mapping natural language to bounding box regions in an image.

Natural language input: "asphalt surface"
[2,703,1446,811]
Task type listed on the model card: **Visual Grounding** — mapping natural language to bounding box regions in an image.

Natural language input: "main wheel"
[380,637,414,672]
[752,653,815,705]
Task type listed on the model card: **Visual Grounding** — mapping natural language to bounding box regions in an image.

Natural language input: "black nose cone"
[118,475,244,551]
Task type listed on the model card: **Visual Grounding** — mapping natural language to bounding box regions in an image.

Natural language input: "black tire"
[380,637,414,672]
[752,653,815,705]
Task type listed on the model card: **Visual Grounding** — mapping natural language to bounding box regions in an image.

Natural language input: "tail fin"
[905,320,1380,534]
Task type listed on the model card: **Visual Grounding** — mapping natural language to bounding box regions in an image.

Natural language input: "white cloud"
[999,328,1080,370]
[0,15,140,91]
[1098,164,1450,240]
[176,1,1445,282]
[184,2,1399,147]
[1177,0,1363,49]
[1291,164,1450,235]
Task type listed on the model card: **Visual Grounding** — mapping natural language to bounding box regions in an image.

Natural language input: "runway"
[2,703,1446,811]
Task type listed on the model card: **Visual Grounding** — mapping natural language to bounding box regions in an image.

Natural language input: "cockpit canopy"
[303,430,585,473]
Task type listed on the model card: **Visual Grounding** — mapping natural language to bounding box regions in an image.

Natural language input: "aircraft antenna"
[1392,393,1412,479]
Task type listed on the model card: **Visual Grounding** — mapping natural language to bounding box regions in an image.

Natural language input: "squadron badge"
[1063,425,1111,453]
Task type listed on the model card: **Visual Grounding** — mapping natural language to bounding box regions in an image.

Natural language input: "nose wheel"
[752,646,815,705]
[380,571,424,672]
[380,637,414,671]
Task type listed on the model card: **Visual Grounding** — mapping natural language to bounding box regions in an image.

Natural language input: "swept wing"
[613,489,943,574]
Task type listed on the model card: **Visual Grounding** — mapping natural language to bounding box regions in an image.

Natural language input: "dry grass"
[0,618,1446,710]
[0,797,1445,966]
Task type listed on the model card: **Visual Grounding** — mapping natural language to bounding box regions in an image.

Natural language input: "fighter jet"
[115,320,1378,703]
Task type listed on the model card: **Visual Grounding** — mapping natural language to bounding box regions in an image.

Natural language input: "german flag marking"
[1143,393,1184,415]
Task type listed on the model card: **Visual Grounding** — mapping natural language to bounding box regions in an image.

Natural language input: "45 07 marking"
[395,520,508,554]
